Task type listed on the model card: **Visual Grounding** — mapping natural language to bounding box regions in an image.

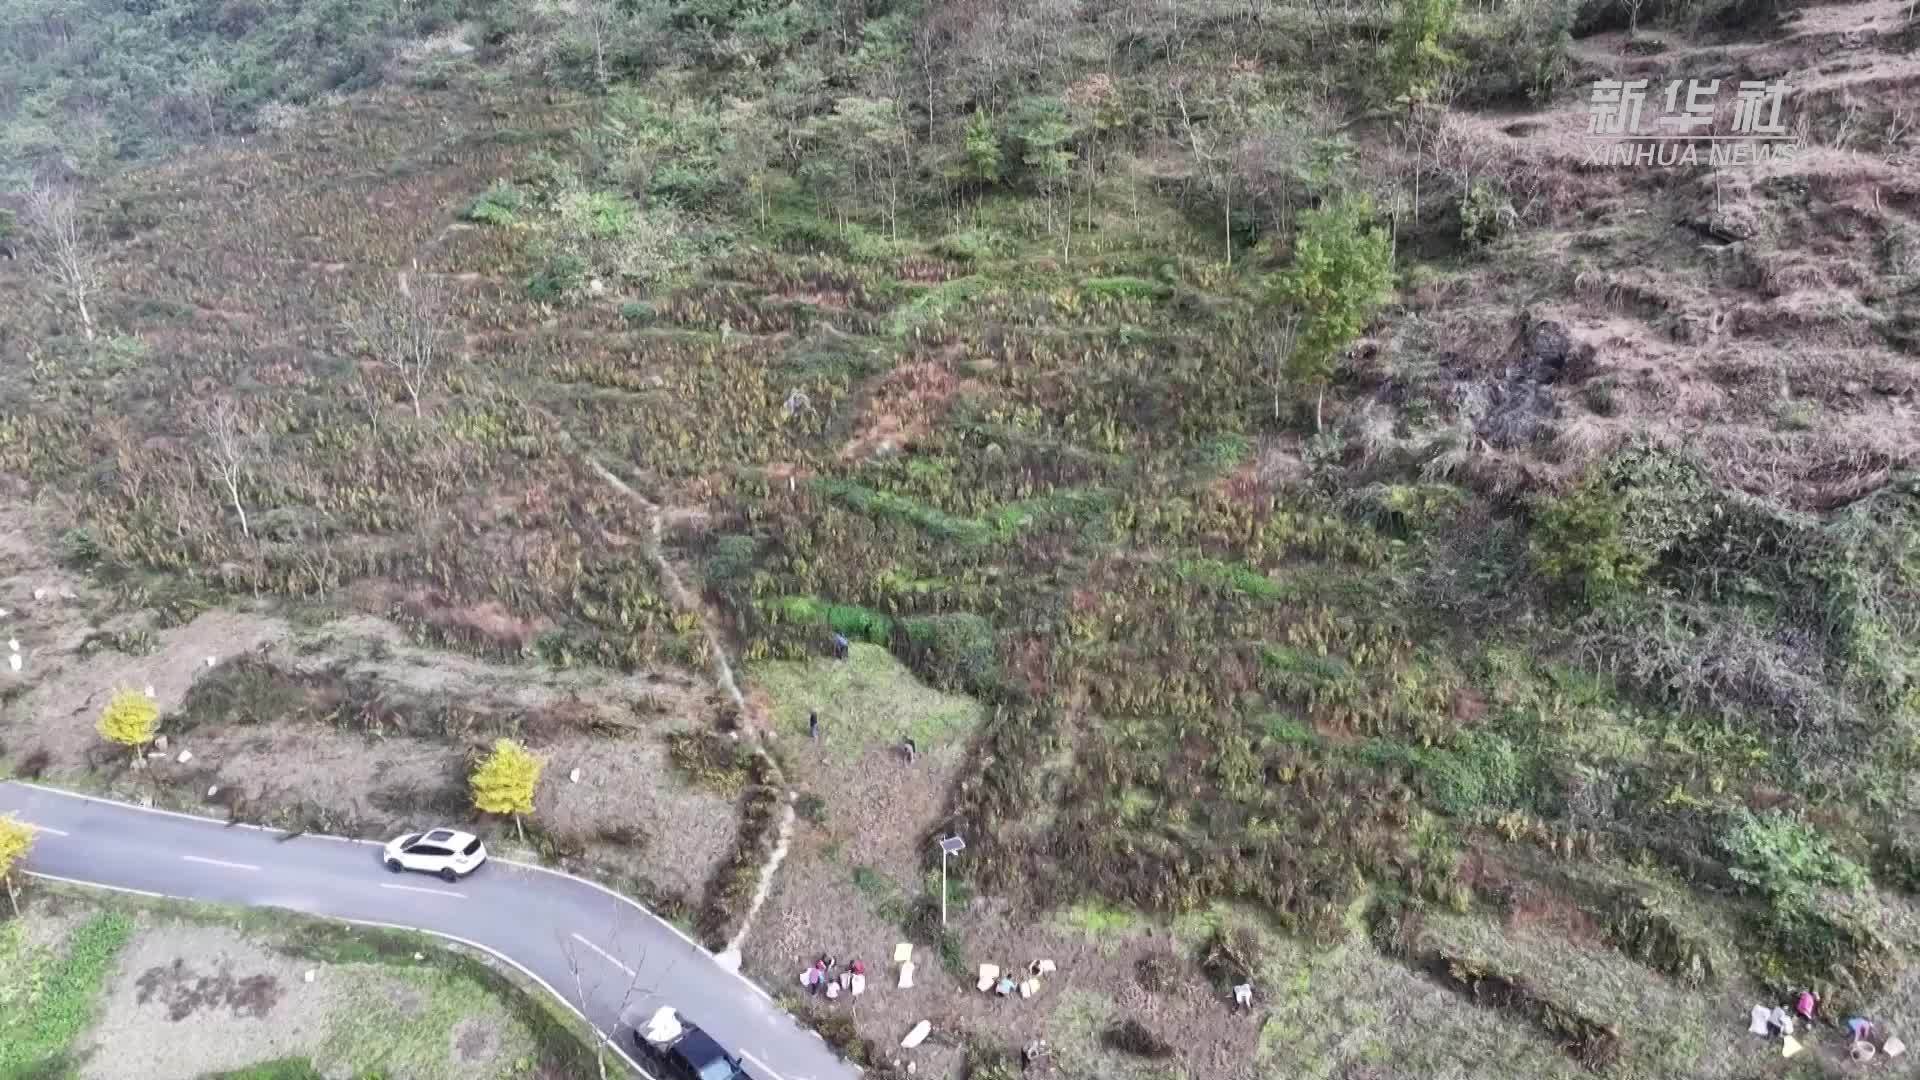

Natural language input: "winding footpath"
[0,781,857,1080]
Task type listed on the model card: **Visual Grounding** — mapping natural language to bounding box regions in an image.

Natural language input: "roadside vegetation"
[2,0,1918,1075]
[0,886,598,1080]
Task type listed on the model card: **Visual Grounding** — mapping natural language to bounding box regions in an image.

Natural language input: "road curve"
[0,781,856,1080]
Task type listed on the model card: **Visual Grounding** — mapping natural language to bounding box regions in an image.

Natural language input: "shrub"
[1454,0,1575,105]
[704,534,758,592]
[1529,473,1651,604]
[97,689,159,757]
[1082,276,1169,301]
[1720,808,1868,912]
[1420,731,1528,818]
[1582,377,1619,416]
[57,527,101,568]
[526,253,587,302]
[557,189,635,240]
[1459,181,1515,247]
[667,730,751,792]
[1198,926,1266,992]
[463,181,525,225]
[897,613,1000,695]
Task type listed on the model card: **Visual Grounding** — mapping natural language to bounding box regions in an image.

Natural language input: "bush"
[1459,181,1515,247]
[1455,0,1576,105]
[57,527,102,568]
[896,613,1000,695]
[1082,276,1170,301]
[463,180,525,225]
[1420,731,1529,818]
[1529,473,1651,604]
[667,730,751,792]
[704,534,758,592]
[1720,808,1868,912]
[526,252,587,302]
[557,189,635,240]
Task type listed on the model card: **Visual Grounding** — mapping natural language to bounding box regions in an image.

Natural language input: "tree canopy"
[470,738,543,834]
[1274,195,1395,429]
[96,689,160,753]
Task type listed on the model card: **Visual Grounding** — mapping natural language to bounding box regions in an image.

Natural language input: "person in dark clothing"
[831,633,850,660]
[808,710,819,740]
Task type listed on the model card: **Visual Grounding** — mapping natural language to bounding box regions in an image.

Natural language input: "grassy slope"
[0,911,134,1078]
[0,889,598,1080]
[0,0,1917,1077]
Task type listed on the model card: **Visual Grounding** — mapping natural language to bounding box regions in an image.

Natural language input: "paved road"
[0,781,857,1080]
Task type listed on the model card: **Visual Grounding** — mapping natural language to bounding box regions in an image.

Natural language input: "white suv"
[383,828,487,882]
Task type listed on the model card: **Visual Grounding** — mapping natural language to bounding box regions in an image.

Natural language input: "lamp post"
[938,835,966,927]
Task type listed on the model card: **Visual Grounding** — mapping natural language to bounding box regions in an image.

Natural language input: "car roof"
[422,829,476,844]
[669,1027,733,1070]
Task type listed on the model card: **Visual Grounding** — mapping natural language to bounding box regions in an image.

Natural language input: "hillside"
[2,0,1919,1077]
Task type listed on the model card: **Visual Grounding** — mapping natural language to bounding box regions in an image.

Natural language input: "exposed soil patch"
[452,1016,502,1064]
[135,958,283,1021]
[81,921,334,1080]
[839,360,978,463]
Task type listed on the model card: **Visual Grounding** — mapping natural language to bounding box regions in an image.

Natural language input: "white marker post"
[937,835,965,927]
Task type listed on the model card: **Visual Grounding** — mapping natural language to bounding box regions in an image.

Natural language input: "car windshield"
[398,833,420,847]
[696,1059,737,1080]
[461,839,482,856]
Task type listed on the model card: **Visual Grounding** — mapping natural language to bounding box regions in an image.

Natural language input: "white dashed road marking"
[570,932,636,978]
[742,1050,790,1080]
[181,855,259,871]
[380,882,467,898]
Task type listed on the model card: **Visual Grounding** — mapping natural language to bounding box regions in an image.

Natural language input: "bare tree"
[196,397,261,539]
[1621,0,1646,36]
[1262,313,1301,422]
[560,930,662,1080]
[22,183,101,341]
[353,275,450,419]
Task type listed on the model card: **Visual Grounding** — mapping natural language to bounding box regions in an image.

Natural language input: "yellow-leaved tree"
[470,738,542,842]
[97,689,160,760]
[0,814,35,916]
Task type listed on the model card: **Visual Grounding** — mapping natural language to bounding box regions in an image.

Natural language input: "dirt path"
[582,458,796,964]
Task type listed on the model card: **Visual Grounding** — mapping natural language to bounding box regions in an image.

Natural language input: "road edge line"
[11,781,380,846]
[22,869,658,1080]
[501,856,779,1005]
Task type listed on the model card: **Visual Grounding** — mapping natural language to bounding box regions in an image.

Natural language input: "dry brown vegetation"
[2,0,1919,1077]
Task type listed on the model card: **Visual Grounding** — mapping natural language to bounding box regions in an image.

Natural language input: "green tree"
[1274,195,1395,431]
[1387,0,1461,106]
[1528,473,1653,605]
[470,738,544,842]
[1010,96,1074,257]
[0,814,33,916]
[96,689,159,760]
[958,110,1004,189]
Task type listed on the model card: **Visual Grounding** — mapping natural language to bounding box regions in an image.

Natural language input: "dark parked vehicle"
[626,1006,748,1080]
